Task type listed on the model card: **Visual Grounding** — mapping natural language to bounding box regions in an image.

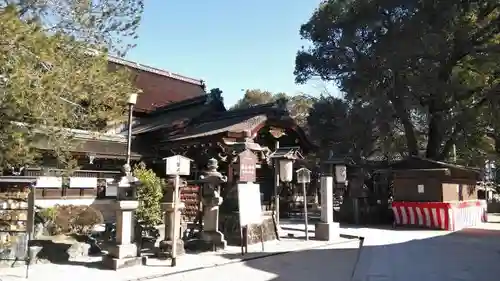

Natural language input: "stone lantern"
[199,158,228,250]
[103,163,141,270]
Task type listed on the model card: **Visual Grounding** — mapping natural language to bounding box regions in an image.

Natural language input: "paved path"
[2,219,500,281]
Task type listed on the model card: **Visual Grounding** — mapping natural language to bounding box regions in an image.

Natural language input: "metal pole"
[126,103,133,165]
[274,140,280,228]
[171,174,179,267]
[302,181,309,241]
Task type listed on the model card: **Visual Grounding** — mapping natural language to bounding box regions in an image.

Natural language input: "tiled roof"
[131,98,314,153]
[390,156,479,173]
[129,94,225,135]
[162,101,313,150]
[33,136,141,159]
[107,56,206,113]
[167,115,268,141]
[132,103,212,135]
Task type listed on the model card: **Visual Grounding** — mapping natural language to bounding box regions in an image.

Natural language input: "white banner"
[36,176,63,188]
[69,177,98,188]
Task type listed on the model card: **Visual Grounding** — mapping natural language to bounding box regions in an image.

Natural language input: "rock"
[66,242,90,259]
[156,239,185,258]
[91,224,106,234]
[34,223,44,239]
[28,246,43,265]
[86,236,102,255]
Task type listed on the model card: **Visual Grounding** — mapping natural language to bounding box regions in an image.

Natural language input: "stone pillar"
[103,200,141,270]
[159,201,185,257]
[315,176,339,240]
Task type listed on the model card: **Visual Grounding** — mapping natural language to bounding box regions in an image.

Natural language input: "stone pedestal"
[158,202,185,258]
[200,196,227,249]
[103,200,141,270]
[315,176,339,241]
[315,222,340,240]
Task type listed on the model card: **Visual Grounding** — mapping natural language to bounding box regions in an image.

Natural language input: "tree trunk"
[390,97,419,156]
[388,75,419,157]
[425,113,444,159]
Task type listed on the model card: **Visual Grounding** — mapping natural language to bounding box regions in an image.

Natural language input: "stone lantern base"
[102,200,142,270]
[200,230,227,250]
[102,246,142,270]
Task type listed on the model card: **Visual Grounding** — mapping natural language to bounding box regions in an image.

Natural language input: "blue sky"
[126,0,336,107]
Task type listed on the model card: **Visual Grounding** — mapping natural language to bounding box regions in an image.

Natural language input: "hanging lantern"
[335,164,347,183]
[279,159,294,182]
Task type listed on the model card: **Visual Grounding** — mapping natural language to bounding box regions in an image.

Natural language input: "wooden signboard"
[164,155,192,176]
[239,150,257,183]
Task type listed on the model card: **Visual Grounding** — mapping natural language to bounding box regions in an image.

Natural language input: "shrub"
[74,206,104,234]
[43,205,104,235]
[38,207,57,223]
[133,162,164,227]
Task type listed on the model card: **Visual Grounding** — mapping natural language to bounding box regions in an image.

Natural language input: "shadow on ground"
[220,228,500,281]
[29,239,105,269]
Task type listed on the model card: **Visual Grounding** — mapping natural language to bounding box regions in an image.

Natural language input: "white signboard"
[105,178,117,197]
[164,155,192,176]
[36,176,63,188]
[237,183,263,226]
[417,184,425,194]
[69,177,98,188]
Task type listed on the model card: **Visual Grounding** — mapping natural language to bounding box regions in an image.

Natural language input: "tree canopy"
[231,89,314,127]
[1,0,144,56]
[0,7,138,170]
[295,0,499,165]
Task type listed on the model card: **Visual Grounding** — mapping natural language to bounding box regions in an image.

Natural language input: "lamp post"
[296,167,311,240]
[126,92,138,165]
[269,147,303,231]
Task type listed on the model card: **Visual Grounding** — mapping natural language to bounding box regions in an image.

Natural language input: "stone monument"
[158,176,186,258]
[199,158,227,250]
[103,164,141,270]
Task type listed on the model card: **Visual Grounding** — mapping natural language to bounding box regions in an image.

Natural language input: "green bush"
[39,207,57,222]
[134,162,164,227]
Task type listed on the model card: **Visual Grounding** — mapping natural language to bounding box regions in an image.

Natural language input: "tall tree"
[295,0,499,164]
[231,89,313,127]
[0,8,138,170]
[308,95,406,163]
[1,0,144,56]
[231,89,276,109]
